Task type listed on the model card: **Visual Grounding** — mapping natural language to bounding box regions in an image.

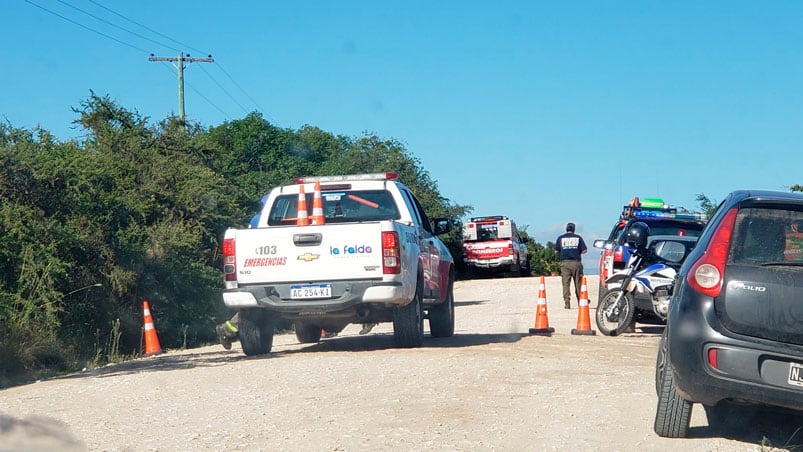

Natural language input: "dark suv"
[654,190,803,438]
[595,212,706,325]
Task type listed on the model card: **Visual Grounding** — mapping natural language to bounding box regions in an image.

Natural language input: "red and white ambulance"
[462,216,530,277]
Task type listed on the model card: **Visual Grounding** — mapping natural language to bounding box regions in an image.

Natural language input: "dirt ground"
[1,275,801,451]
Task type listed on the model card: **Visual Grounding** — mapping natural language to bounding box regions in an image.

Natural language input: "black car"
[654,190,803,438]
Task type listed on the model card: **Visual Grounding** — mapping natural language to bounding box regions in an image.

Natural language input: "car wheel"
[294,322,322,343]
[429,275,455,338]
[655,331,668,396]
[239,309,275,356]
[654,360,692,438]
[393,274,424,348]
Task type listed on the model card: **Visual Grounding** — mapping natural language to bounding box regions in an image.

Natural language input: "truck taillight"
[222,238,237,281]
[382,231,401,274]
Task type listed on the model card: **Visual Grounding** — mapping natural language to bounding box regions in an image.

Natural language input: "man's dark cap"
[566,222,575,232]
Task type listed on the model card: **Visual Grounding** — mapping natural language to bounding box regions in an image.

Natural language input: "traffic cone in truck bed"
[311,181,325,225]
[529,276,554,336]
[571,276,596,336]
[296,184,309,226]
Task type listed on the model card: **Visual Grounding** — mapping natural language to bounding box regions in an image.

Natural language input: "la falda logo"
[330,245,373,256]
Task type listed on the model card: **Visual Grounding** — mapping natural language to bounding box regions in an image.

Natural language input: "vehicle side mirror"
[651,240,687,263]
[433,218,452,235]
[593,239,613,250]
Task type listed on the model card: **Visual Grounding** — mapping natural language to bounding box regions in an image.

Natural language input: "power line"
[86,0,208,55]
[26,0,266,125]
[85,1,266,120]
[216,62,266,114]
[198,65,249,114]
[55,0,179,53]
[24,0,149,53]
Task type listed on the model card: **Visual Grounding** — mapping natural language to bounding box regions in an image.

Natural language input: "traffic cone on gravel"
[142,300,163,355]
[311,181,325,225]
[296,184,309,226]
[571,276,596,336]
[529,276,554,336]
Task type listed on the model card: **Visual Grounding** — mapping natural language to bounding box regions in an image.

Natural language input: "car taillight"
[382,231,401,274]
[222,238,237,282]
[686,208,737,298]
[708,348,719,369]
[508,242,514,255]
[613,247,624,262]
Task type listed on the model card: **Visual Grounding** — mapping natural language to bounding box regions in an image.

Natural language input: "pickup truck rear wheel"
[519,259,531,277]
[239,309,275,356]
[393,277,424,348]
[429,277,455,338]
[294,322,322,343]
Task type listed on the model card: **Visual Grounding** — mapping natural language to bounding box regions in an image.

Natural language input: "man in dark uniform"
[555,222,588,309]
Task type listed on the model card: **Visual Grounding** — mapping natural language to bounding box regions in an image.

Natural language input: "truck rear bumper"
[466,258,514,269]
[222,280,408,311]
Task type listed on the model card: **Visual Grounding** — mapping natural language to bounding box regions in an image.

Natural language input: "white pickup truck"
[221,172,455,355]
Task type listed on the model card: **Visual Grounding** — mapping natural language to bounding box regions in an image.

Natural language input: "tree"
[518,228,559,276]
[694,193,719,218]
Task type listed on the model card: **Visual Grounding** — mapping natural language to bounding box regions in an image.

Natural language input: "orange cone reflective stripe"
[311,181,325,225]
[296,184,309,226]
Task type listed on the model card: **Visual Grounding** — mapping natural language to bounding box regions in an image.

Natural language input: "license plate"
[290,284,332,299]
[788,362,803,387]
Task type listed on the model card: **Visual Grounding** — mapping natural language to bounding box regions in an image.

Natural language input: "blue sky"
[4,1,803,272]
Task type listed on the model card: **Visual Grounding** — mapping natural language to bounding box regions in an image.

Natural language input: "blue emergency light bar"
[634,210,707,221]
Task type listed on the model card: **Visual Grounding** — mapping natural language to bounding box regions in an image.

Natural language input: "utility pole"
[148,52,214,128]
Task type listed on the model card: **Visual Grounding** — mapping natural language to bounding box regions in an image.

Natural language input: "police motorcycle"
[595,222,691,336]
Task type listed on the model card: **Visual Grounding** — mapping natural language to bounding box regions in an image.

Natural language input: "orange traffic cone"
[529,276,554,336]
[311,181,325,225]
[571,276,596,336]
[296,184,309,226]
[142,300,163,355]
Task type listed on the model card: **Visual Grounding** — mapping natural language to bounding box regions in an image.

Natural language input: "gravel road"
[1,275,800,451]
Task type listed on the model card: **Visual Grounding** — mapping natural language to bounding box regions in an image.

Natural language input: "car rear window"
[615,220,704,245]
[466,223,503,242]
[729,207,803,264]
[267,189,401,226]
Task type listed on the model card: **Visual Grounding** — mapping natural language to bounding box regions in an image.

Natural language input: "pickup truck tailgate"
[233,224,385,284]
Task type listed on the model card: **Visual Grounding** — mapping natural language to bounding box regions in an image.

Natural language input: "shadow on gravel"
[637,326,665,335]
[616,325,665,338]
[686,406,803,451]
[277,332,525,355]
[44,332,526,382]
[50,351,251,382]
[454,299,489,307]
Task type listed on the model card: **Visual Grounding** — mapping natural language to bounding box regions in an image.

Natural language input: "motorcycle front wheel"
[595,288,635,336]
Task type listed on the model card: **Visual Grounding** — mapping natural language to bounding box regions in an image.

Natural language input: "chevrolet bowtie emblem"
[297,253,320,262]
